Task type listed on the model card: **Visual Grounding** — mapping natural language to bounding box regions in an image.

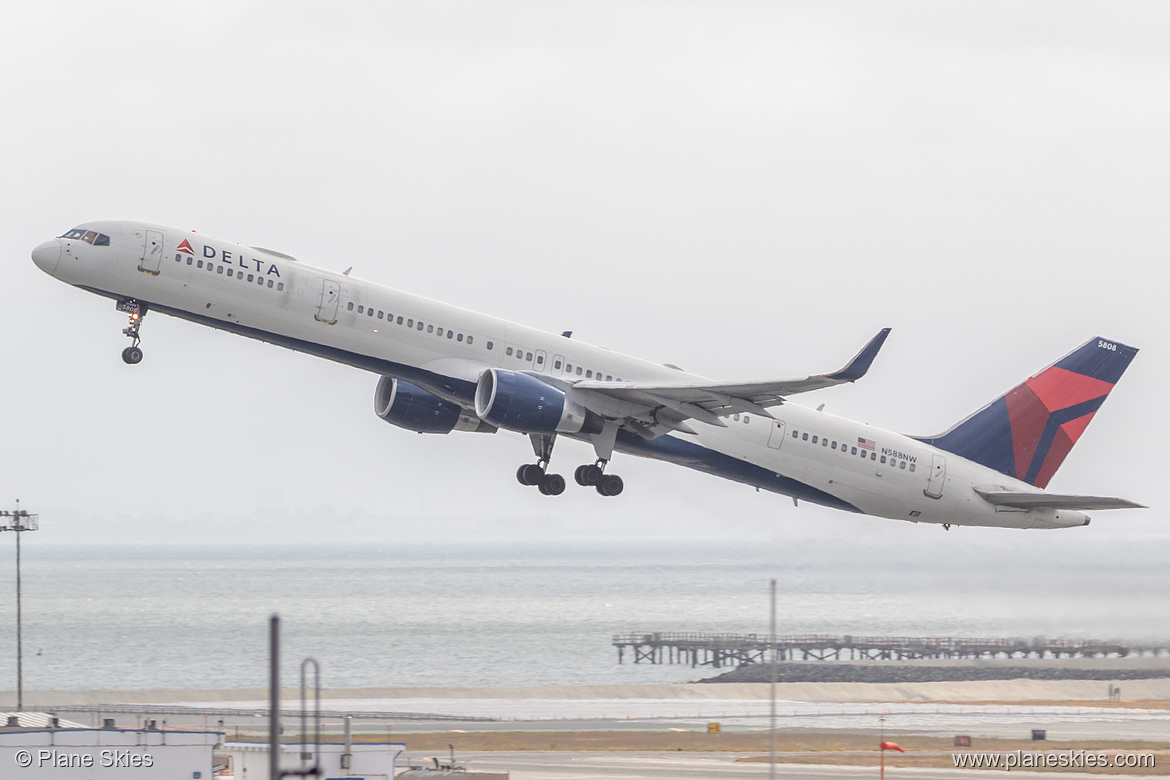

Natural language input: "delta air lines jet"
[31,221,1144,529]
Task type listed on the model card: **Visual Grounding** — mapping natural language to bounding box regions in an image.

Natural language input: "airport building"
[218,740,405,779]
[1,718,220,779]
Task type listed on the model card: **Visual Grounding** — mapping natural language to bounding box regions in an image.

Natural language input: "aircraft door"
[766,420,787,449]
[138,229,164,275]
[534,349,548,372]
[551,354,565,376]
[924,454,946,499]
[315,279,340,324]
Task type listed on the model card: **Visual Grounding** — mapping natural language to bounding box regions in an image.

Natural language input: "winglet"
[827,328,892,383]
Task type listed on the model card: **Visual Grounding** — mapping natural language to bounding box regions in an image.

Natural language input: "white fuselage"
[32,220,1090,529]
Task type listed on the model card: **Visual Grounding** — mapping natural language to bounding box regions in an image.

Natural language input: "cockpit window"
[61,228,111,246]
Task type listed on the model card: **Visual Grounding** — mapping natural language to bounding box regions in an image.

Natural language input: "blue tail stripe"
[1023,396,1107,485]
[917,397,1015,478]
[1055,338,1138,384]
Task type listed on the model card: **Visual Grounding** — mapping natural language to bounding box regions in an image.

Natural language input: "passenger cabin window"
[506,347,514,356]
[487,341,494,350]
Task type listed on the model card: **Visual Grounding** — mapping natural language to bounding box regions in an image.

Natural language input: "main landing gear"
[516,432,625,497]
[118,299,147,365]
[574,461,624,496]
[516,434,566,495]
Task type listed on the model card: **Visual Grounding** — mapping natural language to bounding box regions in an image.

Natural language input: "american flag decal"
[858,437,875,450]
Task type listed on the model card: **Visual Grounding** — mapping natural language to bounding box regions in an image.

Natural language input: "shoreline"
[8,678,1170,708]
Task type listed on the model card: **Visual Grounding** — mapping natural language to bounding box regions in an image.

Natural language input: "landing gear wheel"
[574,463,604,486]
[118,300,148,365]
[596,474,624,497]
[538,473,566,496]
[517,464,545,486]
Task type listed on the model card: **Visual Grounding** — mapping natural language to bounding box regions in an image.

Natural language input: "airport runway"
[455,751,1137,779]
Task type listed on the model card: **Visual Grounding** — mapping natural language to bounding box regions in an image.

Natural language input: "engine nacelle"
[374,377,495,434]
[474,369,602,435]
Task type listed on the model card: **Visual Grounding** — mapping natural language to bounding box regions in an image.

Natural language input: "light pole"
[769,577,777,780]
[0,500,39,712]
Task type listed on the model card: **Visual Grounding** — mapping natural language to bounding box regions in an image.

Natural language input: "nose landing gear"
[118,299,147,364]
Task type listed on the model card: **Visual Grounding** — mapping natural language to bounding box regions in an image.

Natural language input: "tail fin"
[918,337,1138,487]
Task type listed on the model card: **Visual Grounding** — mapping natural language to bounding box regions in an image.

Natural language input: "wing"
[568,328,891,436]
[974,488,1145,511]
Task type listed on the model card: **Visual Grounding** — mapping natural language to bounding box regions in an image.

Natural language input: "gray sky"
[2,1,1167,551]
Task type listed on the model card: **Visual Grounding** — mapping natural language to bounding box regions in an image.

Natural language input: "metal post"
[1,500,38,713]
[270,614,280,780]
[16,524,22,712]
[769,577,776,780]
[880,713,885,780]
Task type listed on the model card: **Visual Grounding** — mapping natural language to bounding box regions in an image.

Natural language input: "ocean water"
[0,538,1167,693]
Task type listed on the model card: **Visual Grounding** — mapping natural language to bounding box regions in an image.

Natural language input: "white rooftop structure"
[0,727,220,779]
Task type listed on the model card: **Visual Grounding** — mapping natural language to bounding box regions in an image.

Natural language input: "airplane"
[31,221,1144,529]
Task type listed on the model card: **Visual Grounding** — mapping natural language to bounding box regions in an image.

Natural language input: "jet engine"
[474,368,603,435]
[374,377,495,434]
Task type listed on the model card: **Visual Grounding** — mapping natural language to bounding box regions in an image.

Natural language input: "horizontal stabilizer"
[974,488,1144,511]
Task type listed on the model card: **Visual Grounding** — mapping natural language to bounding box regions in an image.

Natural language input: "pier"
[612,633,1170,668]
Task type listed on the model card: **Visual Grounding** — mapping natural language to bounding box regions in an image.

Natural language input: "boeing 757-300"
[31,221,1143,529]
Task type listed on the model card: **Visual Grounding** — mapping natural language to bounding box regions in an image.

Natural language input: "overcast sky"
[2,1,1167,553]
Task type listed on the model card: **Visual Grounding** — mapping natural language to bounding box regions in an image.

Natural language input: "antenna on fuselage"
[562,331,572,338]
[342,267,353,276]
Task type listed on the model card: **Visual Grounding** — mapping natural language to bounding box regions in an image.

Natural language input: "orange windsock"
[880,741,905,753]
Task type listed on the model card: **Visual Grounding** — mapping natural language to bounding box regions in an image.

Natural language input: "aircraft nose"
[32,239,62,274]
